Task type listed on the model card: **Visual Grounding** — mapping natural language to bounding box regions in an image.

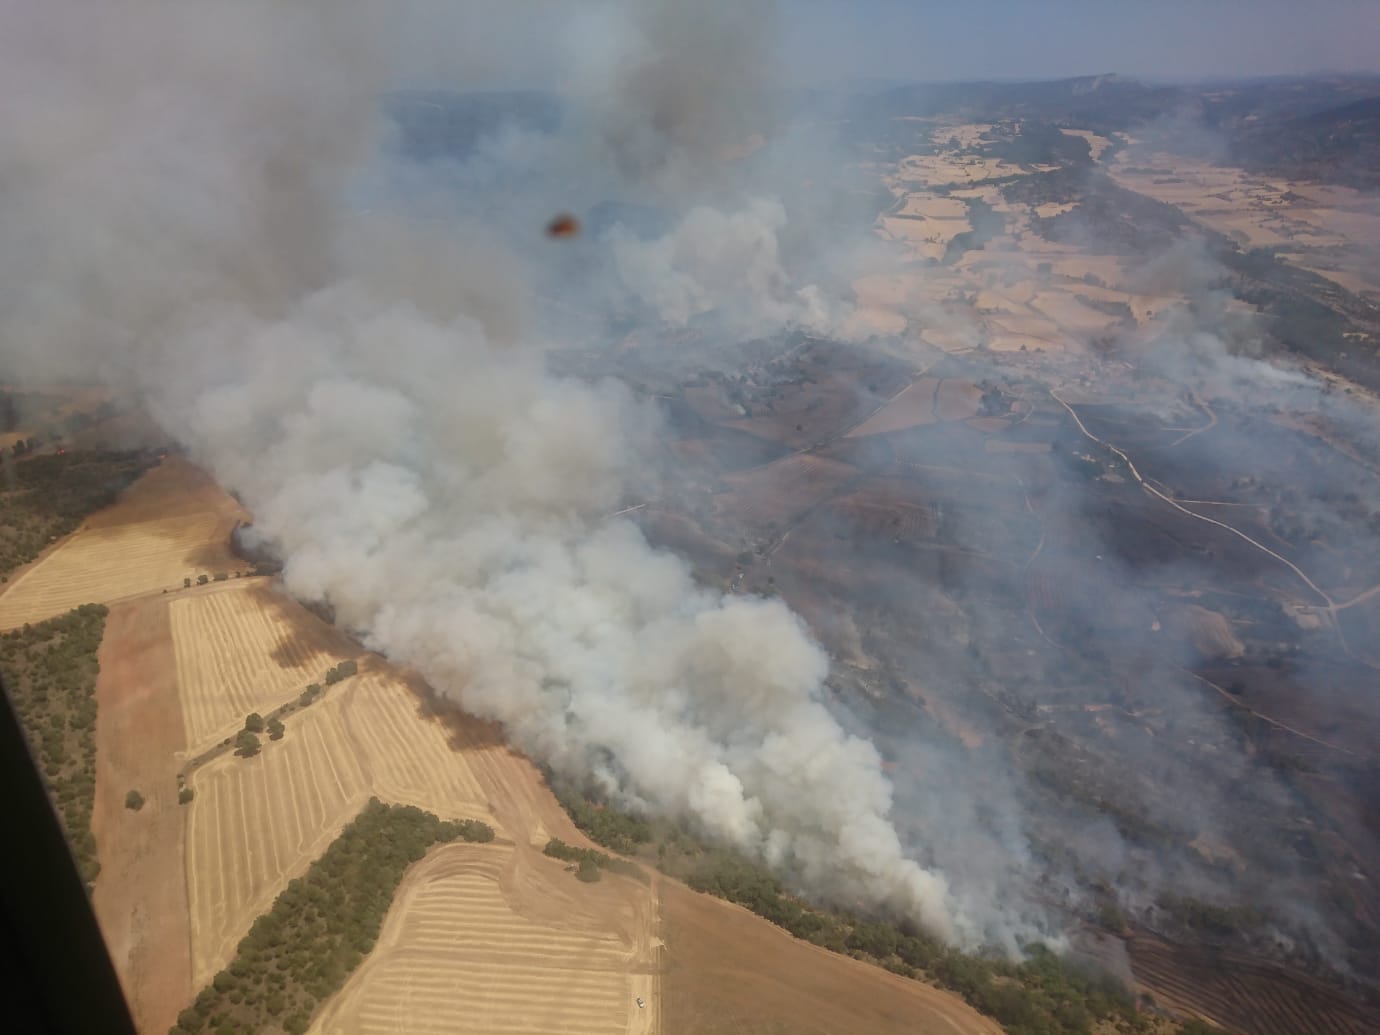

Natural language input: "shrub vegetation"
[552,784,1221,1035]
[556,788,653,855]
[0,603,108,887]
[323,659,358,686]
[543,838,646,882]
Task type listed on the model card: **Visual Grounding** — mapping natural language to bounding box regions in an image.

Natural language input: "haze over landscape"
[2,3,1380,1034]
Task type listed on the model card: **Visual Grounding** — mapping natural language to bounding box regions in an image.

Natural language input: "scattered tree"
[179,787,195,805]
[234,730,261,758]
[244,712,265,734]
[267,717,285,741]
[125,789,145,811]
[196,574,209,585]
[576,857,602,883]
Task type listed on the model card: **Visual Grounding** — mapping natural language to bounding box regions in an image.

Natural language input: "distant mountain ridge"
[1231,94,1380,190]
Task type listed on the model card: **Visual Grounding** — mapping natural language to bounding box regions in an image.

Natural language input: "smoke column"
[0,0,1028,947]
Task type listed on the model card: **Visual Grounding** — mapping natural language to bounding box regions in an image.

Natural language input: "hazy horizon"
[388,1,1380,93]
[780,0,1380,86]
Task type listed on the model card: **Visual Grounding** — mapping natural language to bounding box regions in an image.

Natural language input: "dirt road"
[90,595,193,1035]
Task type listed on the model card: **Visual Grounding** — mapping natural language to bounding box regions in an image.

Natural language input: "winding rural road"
[1049,388,1375,756]
[1051,388,1334,608]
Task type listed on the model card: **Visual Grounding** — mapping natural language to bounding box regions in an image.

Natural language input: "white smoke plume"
[0,0,1008,946]
[611,199,843,337]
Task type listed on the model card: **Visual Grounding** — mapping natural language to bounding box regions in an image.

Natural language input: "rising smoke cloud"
[0,0,1014,947]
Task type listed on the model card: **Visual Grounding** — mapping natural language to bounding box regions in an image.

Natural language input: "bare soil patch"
[659,881,1001,1035]
[847,378,940,437]
[715,454,857,531]
[90,594,192,1035]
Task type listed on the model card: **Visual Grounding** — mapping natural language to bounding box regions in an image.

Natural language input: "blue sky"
[779,0,1380,84]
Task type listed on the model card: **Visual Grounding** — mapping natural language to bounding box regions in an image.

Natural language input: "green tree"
[197,574,209,585]
[125,789,145,811]
[323,659,358,686]
[576,857,602,883]
[235,731,261,758]
[267,717,285,741]
[244,712,265,733]
[179,787,195,805]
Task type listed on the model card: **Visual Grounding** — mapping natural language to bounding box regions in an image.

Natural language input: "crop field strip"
[186,695,368,985]
[340,670,488,817]
[184,669,493,986]
[0,512,222,628]
[1129,937,1375,1035]
[171,582,349,753]
[314,844,638,1035]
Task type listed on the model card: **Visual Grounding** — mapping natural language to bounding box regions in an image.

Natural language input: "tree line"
[170,799,494,1035]
[553,781,1225,1035]
[543,838,647,884]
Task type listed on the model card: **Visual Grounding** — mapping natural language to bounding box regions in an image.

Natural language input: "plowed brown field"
[1129,934,1378,1035]
[91,594,193,1035]
[660,881,1002,1034]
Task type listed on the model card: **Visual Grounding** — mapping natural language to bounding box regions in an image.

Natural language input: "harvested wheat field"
[1029,290,1124,337]
[1059,127,1113,162]
[1111,150,1380,299]
[185,689,370,986]
[312,841,658,1035]
[848,378,940,436]
[891,152,1030,188]
[879,217,968,262]
[183,666,493,985]
[934,379,982,420]
[1172,604,1245,660]
[0,456,247,628]
[894,194,968,220]
[841,304,908,338]
[170,579,359,753]
[660,881,1001,1035]
[983,312,1065,351]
